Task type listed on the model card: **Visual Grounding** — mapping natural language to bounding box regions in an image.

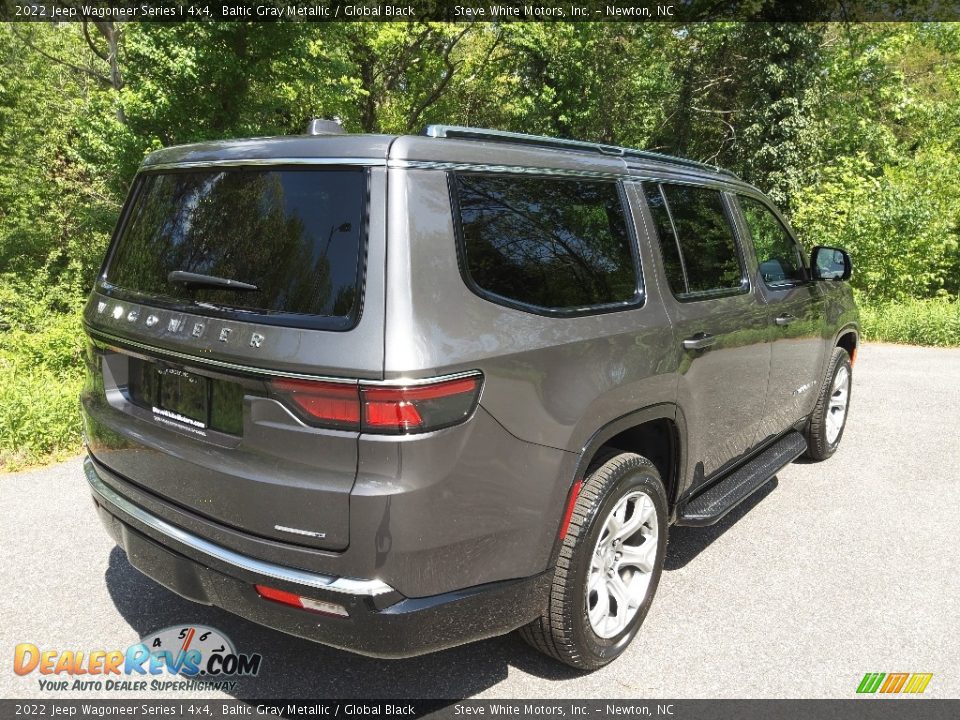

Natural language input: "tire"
[519,451,668,670]
[804,346,852,461]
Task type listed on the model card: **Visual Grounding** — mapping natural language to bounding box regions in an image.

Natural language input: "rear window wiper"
[167,270,259,292]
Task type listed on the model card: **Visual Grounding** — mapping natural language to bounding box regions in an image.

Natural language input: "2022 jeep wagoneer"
[81,124,859,669]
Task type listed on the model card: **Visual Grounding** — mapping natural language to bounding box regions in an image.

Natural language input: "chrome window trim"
[84,457,395,597]
[143,157,386,172]
[138,157,760,196]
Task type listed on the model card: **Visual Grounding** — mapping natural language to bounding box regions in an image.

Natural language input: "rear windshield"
[103,167,367,329]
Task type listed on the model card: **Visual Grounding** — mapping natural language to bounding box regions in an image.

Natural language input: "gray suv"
[81,124,859,669]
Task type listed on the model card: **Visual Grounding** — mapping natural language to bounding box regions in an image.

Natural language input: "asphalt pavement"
[1,343,958,699]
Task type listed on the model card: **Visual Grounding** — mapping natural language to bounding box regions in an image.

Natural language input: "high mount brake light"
[269,374,482,434]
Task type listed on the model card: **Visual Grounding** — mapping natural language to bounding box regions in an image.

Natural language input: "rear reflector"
[269,373,482,434]
[254,584,349,617]
[558,479,584,539]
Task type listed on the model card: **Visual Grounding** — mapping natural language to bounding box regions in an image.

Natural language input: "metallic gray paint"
[84,456,395,596]
[383,168,679,456]
[84,348,358,550]
[80,130,860,634]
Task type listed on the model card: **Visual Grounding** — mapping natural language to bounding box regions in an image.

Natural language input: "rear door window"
[103,167,367,330]
[643,183,747,300]
[453,173,640,314]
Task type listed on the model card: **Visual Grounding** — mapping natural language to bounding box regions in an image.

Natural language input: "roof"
[138,125,745,190]
[140,134,395,170]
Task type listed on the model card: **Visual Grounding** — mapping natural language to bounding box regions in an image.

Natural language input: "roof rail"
[423,125,738,179]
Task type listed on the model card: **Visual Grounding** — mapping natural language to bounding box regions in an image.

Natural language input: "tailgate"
[81,157,387,552]
[83,342,358,551]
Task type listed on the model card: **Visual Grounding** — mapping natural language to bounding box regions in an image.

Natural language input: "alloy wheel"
[826,365,850,445]
[585,490,659,639]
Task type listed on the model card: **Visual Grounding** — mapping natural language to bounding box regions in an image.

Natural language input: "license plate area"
[160,368,207,426]
[128,357,243,435]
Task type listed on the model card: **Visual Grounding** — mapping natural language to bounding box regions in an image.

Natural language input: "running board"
[677,431,807,527]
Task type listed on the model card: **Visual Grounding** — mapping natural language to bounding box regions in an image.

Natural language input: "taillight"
[270,378,360,430]
[269,373,482,434]
[361,376,482,433]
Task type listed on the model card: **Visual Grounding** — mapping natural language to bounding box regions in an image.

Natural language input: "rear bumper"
[84,457,550,658]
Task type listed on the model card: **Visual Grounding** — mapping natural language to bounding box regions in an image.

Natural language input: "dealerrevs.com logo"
[13,625,262,693]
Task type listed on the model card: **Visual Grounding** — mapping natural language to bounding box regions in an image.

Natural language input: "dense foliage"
[1,21,959,469]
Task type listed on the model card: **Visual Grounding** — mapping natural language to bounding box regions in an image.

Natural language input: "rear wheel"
[519,452,667,670]
[805,347,852,461]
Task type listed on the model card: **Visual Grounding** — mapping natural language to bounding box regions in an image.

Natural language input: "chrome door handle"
[682,333,717,351]
[775,314,797,326]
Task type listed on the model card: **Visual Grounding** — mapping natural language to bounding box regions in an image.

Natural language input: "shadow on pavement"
[664,477,779,571]
[105,547,582,700]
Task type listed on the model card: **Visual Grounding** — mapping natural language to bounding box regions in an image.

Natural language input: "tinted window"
[454,174,638,312]
[739,196,806,286]
[645,183,744,299]
[643,184,686,294]
[105,168,366,328]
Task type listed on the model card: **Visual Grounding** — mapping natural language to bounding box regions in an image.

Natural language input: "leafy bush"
[0,311,86,471]
[3,23,960,471]
[791,152,960,303]
[859,296,960,346]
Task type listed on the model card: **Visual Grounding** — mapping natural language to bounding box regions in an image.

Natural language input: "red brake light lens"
[269,374,482,434]
[362,376,482,434]
[269,378,360,430]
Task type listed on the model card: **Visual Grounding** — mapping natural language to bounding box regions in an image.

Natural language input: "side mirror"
[811,246,852,281]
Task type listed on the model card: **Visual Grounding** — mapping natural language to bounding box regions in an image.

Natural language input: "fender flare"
[833,322,860,347]
[545,403,688,569]
[572,402,686,505]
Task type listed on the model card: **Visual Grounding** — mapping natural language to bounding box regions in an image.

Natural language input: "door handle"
[682,333,717,351]
[775,313,797,326]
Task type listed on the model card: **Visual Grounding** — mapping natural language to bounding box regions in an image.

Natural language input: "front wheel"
[805,347,852,461]
[519,452,668,670]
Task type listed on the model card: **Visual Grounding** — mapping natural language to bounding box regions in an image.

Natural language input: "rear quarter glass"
[100,166,368,331]
[451,172,642,315]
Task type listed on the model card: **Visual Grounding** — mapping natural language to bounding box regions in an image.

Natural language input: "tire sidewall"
[816,351,852,457]
[567,464,668,665]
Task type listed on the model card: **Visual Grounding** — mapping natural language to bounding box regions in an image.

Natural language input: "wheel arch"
[835,325,859,364]
[574,403,686,517]
[545,403,685,572]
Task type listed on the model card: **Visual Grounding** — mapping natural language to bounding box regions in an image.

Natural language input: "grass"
[1,297,958,472]
[859,296,960,347]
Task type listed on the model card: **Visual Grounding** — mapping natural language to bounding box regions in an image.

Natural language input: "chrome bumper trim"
[83,457,395,597]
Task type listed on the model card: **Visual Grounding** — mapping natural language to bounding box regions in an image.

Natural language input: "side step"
[677,430,807,527]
